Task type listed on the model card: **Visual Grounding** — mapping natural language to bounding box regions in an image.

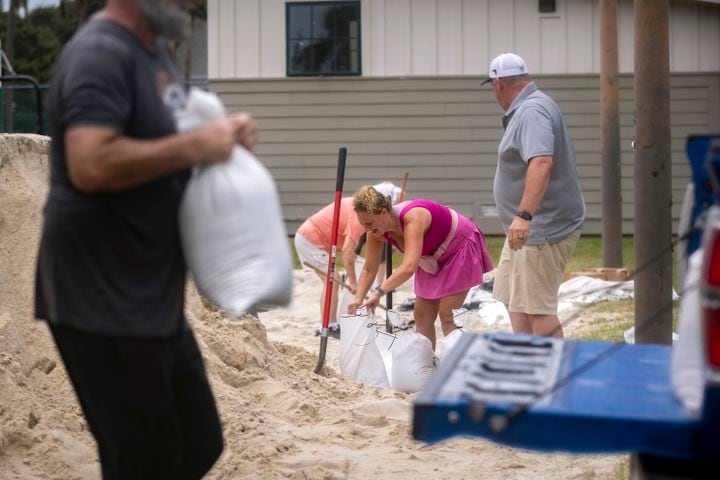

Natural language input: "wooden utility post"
[633,0,673,345]
[600,0,623,267]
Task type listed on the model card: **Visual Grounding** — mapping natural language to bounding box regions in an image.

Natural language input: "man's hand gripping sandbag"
[177,88,292,315]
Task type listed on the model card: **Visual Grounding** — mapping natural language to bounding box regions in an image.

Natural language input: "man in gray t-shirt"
[484,53,586,338]
[35,1,257,477]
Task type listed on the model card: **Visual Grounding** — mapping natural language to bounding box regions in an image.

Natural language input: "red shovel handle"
[315,147,347,374]
[321,147,346,330]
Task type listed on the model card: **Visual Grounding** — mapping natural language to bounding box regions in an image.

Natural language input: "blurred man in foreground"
[34,1,257,477]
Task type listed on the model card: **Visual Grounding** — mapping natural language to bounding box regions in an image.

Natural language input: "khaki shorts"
[294,232,329,272]
[492,230,580,315]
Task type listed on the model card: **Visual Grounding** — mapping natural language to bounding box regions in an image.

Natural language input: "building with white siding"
[207,0,720,235]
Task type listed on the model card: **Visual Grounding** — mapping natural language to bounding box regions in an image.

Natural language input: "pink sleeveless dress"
[384,200,493,299]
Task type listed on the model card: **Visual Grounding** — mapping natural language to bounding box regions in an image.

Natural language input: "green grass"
[569,298,679,342]
[488,234,680,290]
[289,238,301,269]
[294,234,637,273]
[291,235,634,272]
[484,235,636,272]
[570,299,636,342]
[292,234,677,274]
[290,234,681,342]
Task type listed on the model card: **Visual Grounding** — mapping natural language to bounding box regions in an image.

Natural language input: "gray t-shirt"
[35,19,190,337]
[492,82,586,244]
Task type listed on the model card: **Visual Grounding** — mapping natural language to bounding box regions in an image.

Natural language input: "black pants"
[48,323,223,480]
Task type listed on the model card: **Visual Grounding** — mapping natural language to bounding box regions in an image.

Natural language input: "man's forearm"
[341,245,357,285]
[519,155,553,213]
[66,114,255,193]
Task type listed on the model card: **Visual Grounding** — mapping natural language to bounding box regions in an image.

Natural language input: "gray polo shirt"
[492,82,586,245]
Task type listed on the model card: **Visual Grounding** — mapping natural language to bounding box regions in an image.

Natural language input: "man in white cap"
[484,52,586,338]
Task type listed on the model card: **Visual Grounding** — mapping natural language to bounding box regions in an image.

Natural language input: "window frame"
[285,1,362,77]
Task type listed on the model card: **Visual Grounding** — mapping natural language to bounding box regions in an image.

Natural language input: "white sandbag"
[337,256,365,318]
[389,329,434,392]
[176,88,292,315]
[373,329,395,377]
[387,310,411,330]
[337,288,354,321]
[452,308,468,328]
[671,250,704,412]
[441,328,464,359]
[339,312,390,388]
[478,302,510,326]
[624,326,677,345]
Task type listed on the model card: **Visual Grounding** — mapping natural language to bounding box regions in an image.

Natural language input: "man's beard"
[139,0,191,42]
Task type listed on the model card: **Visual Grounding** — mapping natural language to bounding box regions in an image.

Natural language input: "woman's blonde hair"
[353,185,391,215]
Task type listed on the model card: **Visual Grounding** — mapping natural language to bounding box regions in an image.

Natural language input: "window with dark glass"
[287,1,361,76]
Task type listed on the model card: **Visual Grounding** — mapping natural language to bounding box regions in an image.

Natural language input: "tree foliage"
[0,0,103,83]
[1,0,206,84]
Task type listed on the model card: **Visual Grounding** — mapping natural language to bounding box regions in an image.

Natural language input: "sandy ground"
[0,134,624,479]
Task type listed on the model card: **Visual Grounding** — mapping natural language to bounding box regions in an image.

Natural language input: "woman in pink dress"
[347,186,493,350]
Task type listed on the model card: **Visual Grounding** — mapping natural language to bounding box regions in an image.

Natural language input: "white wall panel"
[207,0,219,78]
[369,0,387,75]
[591,0,600,73]
[567,0,594,73]
[462,0,488,74]
[385,0,412,75]
[617,0,635,73]
[438,0,463,74]
[699,4,720,71]
[672,2,700,71]
[514,0,540,73]
[540,17,566,73]
[207,0,720,79]
[488,0,515,58]
[361,0,372,75]
[260,0,284,77]
[217,0,236,78]
[411,0,437,75]
[235,0,260,77]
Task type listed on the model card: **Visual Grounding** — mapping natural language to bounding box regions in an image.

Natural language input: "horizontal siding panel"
[223,90,486,105]
[280,190,495,205]
[255,140,501,155]
[212,77,495,93]
[212,74,719,236]
[258,115,502,130]
[277,178,484,191]
[266,165,691,182]
[260,153,501,167]
[234,102,711,119]
[258,125,711,143]
[271,165,496,180]
[227,84,705,103]
[258,128,505,143]
[233,102,501,118]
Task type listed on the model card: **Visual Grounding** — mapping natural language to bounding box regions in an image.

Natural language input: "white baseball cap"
[481,53,529,85]
[373,182,402,204]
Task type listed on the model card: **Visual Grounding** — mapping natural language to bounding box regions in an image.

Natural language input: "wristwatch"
[516,210,533,221]
[375,286,386,296]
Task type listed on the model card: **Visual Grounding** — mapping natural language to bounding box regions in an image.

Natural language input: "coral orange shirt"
[297,197,364,252]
